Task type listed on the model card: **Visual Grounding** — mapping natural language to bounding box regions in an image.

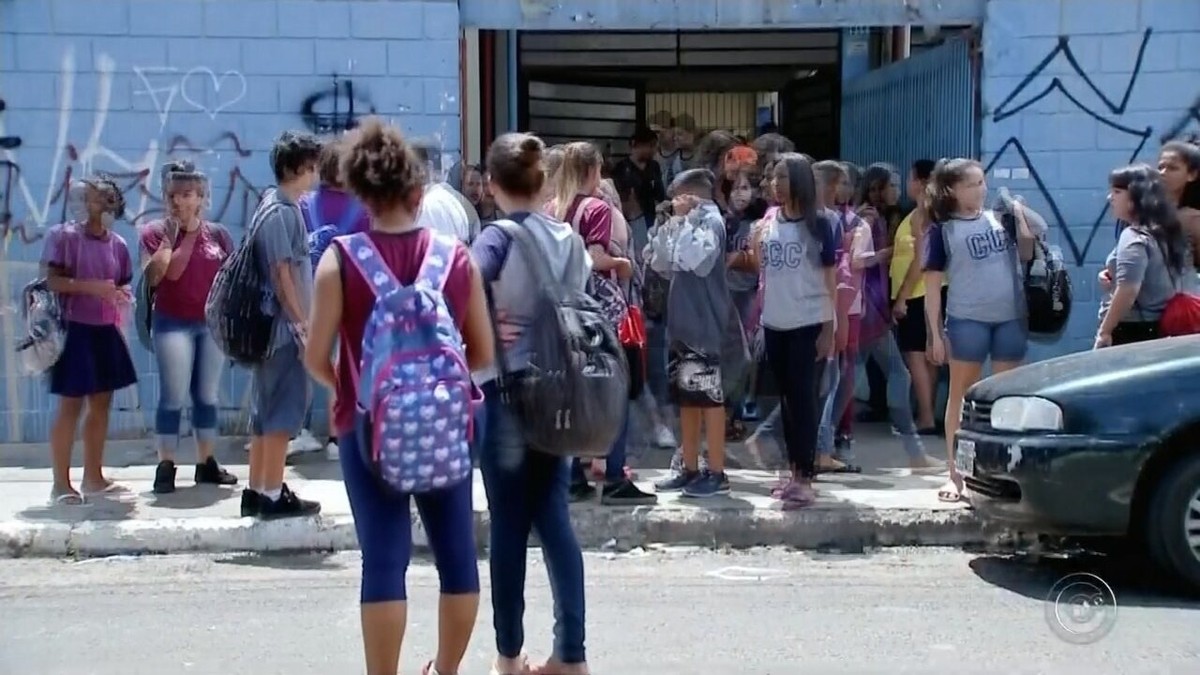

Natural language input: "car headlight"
[990,396,1064,432]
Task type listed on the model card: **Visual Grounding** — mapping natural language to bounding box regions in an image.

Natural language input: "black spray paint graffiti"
[0,99,19,149]
[1161,94,1200,143]
[300,75,376,134]
[1,132,264,244]
[984,29,1156,266]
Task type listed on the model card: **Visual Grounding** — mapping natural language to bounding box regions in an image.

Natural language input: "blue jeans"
[152,312,224,452]
[571,403,629,485]
[478,381,587,664]
[845,331,924,459]
[646,320,669,406]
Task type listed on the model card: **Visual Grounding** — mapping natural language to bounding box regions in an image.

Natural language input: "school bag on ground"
[205,209,275,365]
[302,191,363,270]
[492,219,628,459]
[14,278,66,375]
[341,231,477,495]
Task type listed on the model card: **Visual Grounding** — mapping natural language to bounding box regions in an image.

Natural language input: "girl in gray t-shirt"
[1096,163,1192,347]
[921,159,1039,503]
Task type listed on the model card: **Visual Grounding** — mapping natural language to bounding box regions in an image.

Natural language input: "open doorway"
[514,29,843,163]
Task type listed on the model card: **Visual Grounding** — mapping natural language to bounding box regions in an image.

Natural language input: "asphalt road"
[2,547,1198,674]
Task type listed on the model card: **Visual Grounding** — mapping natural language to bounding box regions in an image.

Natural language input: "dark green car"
[955,336,1200,589]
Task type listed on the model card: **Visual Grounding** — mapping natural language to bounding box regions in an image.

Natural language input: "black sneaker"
[569,481,597,503]
[152,460,177,494]
[195,457,238,486]
[240,489,260,517]
[601,479,658,506]
[258,483,321,520]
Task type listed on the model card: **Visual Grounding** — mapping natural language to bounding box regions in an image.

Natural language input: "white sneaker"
[324,440,340,461]
[287,429,324,455]
[653,424,677,449]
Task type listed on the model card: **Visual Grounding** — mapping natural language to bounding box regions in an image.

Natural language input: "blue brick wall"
[0,0,462,442]
[981,0,1200,359]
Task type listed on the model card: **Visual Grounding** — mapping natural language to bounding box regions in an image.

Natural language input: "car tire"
[1145,453,1200,592]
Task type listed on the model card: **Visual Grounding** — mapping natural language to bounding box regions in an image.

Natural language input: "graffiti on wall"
[0,46,272,441]
[1161,94,1200,143]
[0,99,19,150]
[0,48,266,247]
[985,29,1159,266]
[300,75,376,134]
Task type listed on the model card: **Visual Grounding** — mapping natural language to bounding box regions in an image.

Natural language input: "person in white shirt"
[413,146,476,242]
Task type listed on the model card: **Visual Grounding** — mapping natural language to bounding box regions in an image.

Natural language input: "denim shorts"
[945,316,1028,364]
[250,342,311,436]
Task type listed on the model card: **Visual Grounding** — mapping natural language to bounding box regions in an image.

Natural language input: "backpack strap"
[335,232,400,299]
[416,231,457,292]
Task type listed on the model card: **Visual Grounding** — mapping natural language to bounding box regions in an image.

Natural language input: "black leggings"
[764,324,823,479]
[1112,321,1160,346]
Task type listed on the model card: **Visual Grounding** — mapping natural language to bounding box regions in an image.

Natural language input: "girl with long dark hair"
[1158,138,1200,270]
[748,154,838,508]
[1096,164,1190,347]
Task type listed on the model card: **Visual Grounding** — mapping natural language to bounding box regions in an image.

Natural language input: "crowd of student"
[21,112,1200,672]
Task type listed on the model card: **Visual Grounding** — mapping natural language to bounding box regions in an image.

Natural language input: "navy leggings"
[338,431,480,603]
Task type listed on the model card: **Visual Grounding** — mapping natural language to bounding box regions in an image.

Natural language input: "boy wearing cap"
[644,168,747,498]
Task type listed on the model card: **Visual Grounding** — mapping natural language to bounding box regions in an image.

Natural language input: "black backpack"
[491,220,629,459]
[1022,236,1073,336]
[205,210,275,365]
[995,198,1072,336]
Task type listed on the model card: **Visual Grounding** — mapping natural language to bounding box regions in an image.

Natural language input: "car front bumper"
[955,428,1150,536]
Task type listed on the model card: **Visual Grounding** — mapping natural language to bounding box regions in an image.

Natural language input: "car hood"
[969,336,1200,402]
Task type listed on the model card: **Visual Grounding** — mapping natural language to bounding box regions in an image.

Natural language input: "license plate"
[954,439,976,476]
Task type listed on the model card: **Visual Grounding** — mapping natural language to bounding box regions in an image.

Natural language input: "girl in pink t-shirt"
[41,176,137,505]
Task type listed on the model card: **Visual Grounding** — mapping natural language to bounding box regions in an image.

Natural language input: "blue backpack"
[303,191,363,270]
[339,231,478,495]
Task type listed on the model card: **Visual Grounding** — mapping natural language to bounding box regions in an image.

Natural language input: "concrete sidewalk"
[0,425,985,558]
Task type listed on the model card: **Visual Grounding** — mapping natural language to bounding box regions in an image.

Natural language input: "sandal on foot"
[49,491,89,507]
[815,461,862,475]
[81,482,129,498]
[779,481,817,510]
[937,480,966,503]
[491,654,531,675]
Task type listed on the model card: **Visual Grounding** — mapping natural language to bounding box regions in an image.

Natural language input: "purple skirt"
[49,322,137,398]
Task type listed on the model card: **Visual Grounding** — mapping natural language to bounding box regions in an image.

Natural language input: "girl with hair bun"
[141,159,238,494]
[40,174,137,505]
[471,131,593,675]
[304,117,494,675]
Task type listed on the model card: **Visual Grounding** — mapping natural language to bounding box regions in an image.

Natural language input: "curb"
[1,505,990,558]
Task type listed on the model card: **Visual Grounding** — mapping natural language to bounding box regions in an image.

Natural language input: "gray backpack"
[491,219,629,458]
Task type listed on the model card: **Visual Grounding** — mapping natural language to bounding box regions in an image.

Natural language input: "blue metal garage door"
[840,33,979,179]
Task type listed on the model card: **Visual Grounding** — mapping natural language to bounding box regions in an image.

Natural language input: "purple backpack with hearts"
[338,231,478,495]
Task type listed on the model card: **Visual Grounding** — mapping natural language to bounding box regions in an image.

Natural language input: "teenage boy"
[612,127,667,259]
[646,168,743,498]
[243,130,322,519]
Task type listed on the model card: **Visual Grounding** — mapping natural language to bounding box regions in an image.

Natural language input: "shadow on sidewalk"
[18,492,137,523]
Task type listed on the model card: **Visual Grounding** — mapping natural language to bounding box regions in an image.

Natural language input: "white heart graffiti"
[179,67,247,120]
[134,65,248,127]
